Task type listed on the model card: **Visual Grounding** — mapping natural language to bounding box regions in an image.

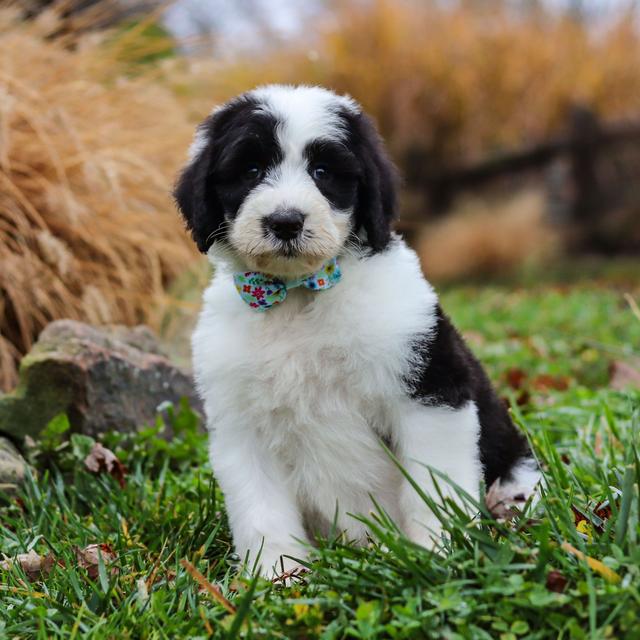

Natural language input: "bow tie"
[233,258,341,311]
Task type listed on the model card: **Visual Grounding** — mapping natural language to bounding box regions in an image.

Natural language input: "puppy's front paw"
[404,519,443,550]
[486,477,539,520]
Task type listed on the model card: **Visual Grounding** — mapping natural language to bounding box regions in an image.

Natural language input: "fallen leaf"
[561,542,621,584]
[571,505,589,526]
[532,374,569,391]
[609,360,640,390]
[576,519,594,542]
[594,500,614,521]
[84,442,127,488]
[0,550,57,580]
[504,367,527,390]
[76,543,118,580]
[546,569,568,593]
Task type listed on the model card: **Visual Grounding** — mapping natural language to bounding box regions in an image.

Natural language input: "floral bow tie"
[233,258,341,311]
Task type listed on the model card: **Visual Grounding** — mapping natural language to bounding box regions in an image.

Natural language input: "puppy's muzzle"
[263,209,306,241]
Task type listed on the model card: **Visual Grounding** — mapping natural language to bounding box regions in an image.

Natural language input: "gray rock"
[0,320,202,440]
[0,436,26,494]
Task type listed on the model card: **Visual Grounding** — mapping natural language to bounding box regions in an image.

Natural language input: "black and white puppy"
[175,85,539,576]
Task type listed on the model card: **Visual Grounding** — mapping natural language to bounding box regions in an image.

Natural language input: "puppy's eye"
[244,164,263,181]
[311,164,330,181]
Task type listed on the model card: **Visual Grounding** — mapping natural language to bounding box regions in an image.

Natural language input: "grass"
[1,281,639,639]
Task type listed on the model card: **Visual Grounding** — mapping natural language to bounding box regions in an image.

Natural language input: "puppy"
[174,85,539,577]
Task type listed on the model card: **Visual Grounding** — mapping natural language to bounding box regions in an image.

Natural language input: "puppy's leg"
[397,401,482,547]
[210,426,309,577]
[485,457,541,518]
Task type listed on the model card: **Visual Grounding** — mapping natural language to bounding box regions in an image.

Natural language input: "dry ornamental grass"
[0,8,197,390]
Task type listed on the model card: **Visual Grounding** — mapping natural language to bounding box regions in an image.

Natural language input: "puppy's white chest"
[193,243,439,534]
[197,293,404,533]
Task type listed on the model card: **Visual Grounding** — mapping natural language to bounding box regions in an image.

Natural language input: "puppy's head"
[174,85,397,278]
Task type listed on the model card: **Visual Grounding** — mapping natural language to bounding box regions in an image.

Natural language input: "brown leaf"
[572,503,611,534]
[532,374,569,391]
[504,367,527,390]
[594,497,617,522]
[609,360,640,390]
[76,543,118,580]
[546,569,568,593]
[84,442,127,488]
[0,549,57,580]
[571,505,589,526]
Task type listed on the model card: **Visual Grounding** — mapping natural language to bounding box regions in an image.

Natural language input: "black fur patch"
[173,96,282,253]
[303,140,360,211]
[338,109,399,252]
[407,305,533,487]
[212,111,283,218]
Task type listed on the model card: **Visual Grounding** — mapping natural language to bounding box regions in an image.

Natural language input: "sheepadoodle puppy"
[174,85,539,577]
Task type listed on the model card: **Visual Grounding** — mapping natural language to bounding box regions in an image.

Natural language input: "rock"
[0,320,202,440]
[0,436,26,493]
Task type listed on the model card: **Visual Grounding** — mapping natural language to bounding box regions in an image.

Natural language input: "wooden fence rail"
[403,107,640,252]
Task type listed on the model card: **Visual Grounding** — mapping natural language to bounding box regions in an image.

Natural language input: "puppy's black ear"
[173,115,224,254]
[350,112,398,252]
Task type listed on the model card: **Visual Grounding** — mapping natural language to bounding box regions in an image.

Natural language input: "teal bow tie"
[233,258,341,311]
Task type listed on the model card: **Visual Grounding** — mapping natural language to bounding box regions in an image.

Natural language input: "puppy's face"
[175,85,397,278]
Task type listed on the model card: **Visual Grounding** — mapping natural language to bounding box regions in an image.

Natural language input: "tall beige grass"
[175,0,640,166]
[0,9,197,391]
[416,190,560,282]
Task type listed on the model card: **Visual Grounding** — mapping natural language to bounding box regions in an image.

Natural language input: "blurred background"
[1,0,639,391]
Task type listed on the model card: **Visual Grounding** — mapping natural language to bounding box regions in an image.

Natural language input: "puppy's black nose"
[264,210,305,241]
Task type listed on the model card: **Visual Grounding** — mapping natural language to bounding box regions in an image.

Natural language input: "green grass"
[1,282,639,639]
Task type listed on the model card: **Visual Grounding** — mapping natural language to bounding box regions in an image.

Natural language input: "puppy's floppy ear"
[173,114,224,254]
[350,112,398,252]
